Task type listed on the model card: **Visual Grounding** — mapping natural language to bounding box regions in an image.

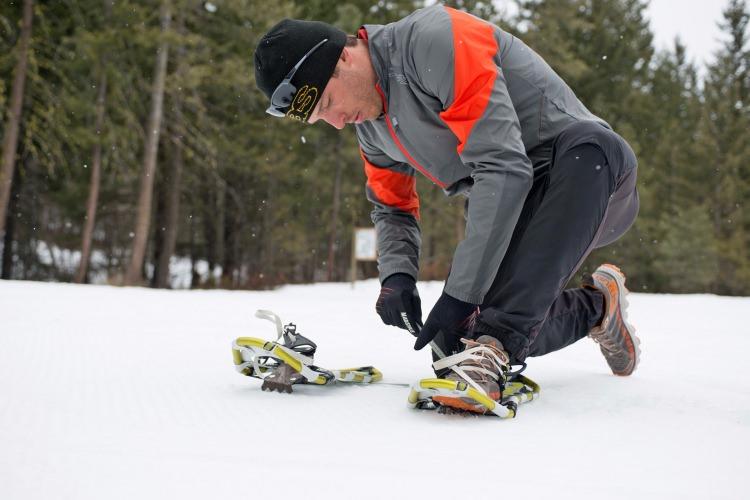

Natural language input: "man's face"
[308,57,382,129]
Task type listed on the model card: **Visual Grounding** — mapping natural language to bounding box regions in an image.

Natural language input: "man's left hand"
[414,292,478,350]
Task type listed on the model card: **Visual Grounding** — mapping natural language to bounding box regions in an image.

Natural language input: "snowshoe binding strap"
[255,309,284,337]
[255,310,317,356]
[506,362,527,382]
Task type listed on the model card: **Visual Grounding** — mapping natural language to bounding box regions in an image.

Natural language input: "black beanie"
[254,19,347,122]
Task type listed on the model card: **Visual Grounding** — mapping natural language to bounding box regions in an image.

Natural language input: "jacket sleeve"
[413,7,533,304]
[357,134,422,283]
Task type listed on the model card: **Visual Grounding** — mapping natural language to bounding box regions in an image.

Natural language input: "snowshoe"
[232,310,382,393]
[408,373,540,418]
[407,336,539,418]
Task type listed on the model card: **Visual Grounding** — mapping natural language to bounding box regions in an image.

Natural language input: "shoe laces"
[591,331,620,356]
[433,338,510,395]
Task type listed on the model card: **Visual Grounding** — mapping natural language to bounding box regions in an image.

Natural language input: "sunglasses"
[266,38,328,117]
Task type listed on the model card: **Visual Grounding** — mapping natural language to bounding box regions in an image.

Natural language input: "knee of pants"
[595,170,639,248]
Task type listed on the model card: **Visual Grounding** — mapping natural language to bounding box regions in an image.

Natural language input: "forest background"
[0,0,748,295]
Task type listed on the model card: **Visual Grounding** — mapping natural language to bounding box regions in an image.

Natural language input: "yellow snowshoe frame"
[232,336,382,386]
[232,309,540,418]
[407,374,540,418]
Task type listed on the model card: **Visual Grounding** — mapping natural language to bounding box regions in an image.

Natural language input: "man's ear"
[339,47,350,63]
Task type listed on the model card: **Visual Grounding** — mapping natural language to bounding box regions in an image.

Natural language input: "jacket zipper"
[376,84,447,189]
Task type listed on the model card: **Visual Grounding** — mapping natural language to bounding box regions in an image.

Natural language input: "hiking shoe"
[431,335,510,414]
[583,264,641,376]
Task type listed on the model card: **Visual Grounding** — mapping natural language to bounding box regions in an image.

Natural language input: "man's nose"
[328,113,345,130]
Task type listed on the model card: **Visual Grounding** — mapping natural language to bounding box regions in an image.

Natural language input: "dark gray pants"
[469,121,639,364]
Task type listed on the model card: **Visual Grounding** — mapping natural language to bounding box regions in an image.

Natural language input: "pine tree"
[514,0,656,290]
[634,39,713,292]
[74,0,112,284]
[700,0,750,294]
[0,0,32,243]
[441,0,499,21]
[125,0,171,286]
[516,0,593,82]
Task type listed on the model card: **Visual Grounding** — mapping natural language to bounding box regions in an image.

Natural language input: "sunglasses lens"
[271,82,296,108]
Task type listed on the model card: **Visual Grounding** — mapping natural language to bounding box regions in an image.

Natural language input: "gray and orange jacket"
[355,5,608,304]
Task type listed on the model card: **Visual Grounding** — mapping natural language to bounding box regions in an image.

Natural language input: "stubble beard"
[345,67,382,122]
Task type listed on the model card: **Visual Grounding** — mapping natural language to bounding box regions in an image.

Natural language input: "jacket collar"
[359,24,391,98]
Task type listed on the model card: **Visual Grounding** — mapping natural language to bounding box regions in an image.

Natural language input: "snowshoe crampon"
[232,310,382,393]
[407,374,540,418]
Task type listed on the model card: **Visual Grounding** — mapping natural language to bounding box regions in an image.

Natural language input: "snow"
[1,279,748,499]
[18,240,222,288]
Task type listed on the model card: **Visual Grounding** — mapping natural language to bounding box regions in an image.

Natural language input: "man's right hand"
[375,273,423,337]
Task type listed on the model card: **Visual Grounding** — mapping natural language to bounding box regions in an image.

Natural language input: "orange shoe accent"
[616,309,636,357]
[432,396,487,414]
[589,263,641,376]
[432,390,501,414]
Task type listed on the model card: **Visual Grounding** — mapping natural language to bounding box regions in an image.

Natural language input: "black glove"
[414,291,477,350]
[375,273,423,337]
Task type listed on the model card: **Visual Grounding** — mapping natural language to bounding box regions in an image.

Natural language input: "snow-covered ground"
[1,279,748,499]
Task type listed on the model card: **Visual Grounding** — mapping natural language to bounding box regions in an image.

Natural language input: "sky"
[493,0,731,69]
[645,0,729,67]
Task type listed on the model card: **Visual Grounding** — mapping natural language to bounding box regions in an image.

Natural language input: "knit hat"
[254,19,347,122]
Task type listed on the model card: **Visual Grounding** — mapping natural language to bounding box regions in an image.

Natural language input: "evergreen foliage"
[0,0,748,294]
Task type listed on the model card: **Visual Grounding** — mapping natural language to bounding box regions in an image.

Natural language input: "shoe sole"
[409,378,508,416]
[432,394,499,414]
[598,264,642,376]
[409,377,539,418]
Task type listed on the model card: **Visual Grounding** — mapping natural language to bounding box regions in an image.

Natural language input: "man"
[253,4,641,414]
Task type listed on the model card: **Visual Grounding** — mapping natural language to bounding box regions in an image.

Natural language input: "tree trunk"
[0,0,33,239]
[198,177,224,287]
[326,135,344,281]
[222,191,237,287]
[75,72,107,284]
[75,0,111,284]
[214,176,225,285]
[202,183,216,281]
[154,113,184,288]
[150,158,167,288]
[125,0,171,286]
[153,12,186,289]
[1,164,21,279]
[260,173,277,284]
[189,210,198,288]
